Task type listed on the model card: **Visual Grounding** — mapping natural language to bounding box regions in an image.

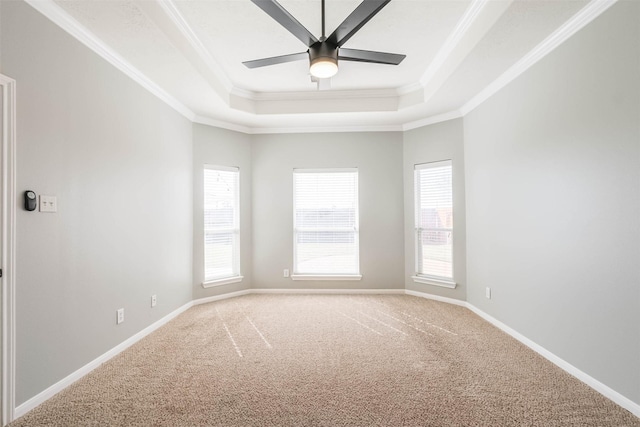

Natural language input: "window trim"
[202,275,244,288]
[413,160,456,287]
[411,276,456,288]
[202,164,242,286]
[291,274,362,281]
[292,168,361,278]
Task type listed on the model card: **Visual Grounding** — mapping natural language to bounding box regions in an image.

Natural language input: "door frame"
[0,74,17,426]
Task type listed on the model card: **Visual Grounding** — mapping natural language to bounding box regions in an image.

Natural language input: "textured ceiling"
[44,0,598,132]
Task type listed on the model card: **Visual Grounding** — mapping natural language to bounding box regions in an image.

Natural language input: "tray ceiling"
[28,0,611,133]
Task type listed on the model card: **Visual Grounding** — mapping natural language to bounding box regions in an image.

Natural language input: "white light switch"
[39,195,57,212]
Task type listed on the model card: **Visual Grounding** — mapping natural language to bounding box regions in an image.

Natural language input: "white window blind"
[293,169,359,276]
[204,165,240,282]
[415,161,453,281]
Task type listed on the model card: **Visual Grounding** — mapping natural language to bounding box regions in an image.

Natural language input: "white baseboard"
[404,289,467,307]
[16,290,258,418]
[192,289,252,306]
[14,288,639,421]
[251,288,405,295]
[14,300,193,419]
[14,287,402,419]
[465,303,640,418]
[405,288,639,418]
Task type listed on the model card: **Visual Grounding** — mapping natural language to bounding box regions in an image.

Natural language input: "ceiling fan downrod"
[321,0,326,40]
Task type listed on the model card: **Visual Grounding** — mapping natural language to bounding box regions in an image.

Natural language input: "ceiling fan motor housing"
[309,41,339,78]
[309,41,339,65]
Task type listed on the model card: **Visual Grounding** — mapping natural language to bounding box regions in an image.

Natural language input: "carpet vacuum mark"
[10,294,640,426]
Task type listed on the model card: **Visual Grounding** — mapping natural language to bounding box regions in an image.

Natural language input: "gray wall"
[464,1,639,404]
[1,1,193,405]
[193,124,252,300]
[403,119,466,300]
[2,0,638,413]
[251,132,405,290]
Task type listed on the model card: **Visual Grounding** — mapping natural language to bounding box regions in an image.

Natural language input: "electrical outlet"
[151,295,157,307]
[283,269,290,278]
[486,287,491,299]
[116,308,124,324]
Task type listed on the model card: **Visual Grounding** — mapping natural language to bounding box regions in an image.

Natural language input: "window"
[293,169,361,279]
[414,160,455,287]
[203,165,241,286]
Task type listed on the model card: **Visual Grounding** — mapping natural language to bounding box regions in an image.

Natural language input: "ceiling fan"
[243,0,406,83]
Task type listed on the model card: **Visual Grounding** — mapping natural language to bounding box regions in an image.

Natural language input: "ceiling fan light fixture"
[310,57,338,78]
[309,42,339,79]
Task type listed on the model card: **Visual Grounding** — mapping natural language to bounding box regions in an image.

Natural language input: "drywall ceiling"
[29,0,610,132]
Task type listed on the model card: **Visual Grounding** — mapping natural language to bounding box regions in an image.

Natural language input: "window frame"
[292,168,362,280]
[412,160,456,288]
[202,164,243,288]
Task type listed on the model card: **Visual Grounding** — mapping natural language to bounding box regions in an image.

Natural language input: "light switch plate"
[39,195,57,212]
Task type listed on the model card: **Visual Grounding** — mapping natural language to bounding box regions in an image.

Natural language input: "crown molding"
[248,124,404,135]
[192,116,252,134]
[229,93,401,116]
[233,87,400,102]
[419,0,491,87]
[222,78,418,105]
[25,0,196,122]
[461,0,618,115]
[396,82,424,96]
[194,117,405,135]
[156,0,233,93]
[402,110,463,131]
[420,0,514,108]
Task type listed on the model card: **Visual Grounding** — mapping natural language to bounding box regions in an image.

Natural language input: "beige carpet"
[10,294,640,426]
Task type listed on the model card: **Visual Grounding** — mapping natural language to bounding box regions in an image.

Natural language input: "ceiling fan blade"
[327,0,392,47]
[250,0,318,47]
[243,52,308,69]
[339,48,405,65]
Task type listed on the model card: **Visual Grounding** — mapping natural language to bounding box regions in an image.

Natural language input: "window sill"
[412,276,456,289]
[291,274,362,281]
[202,275,244,288]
